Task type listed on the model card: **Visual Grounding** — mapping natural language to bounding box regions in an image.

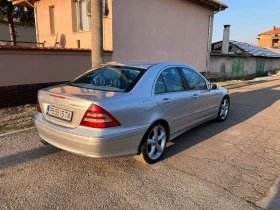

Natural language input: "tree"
[0,0,35,46]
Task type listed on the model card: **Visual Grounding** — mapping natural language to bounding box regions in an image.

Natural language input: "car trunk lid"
[38,85,122,128]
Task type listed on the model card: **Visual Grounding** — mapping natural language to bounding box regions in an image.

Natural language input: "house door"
[256,58,265,76]
[232,57,245,79]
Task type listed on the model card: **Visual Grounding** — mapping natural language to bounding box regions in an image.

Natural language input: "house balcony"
[11,0,35,7]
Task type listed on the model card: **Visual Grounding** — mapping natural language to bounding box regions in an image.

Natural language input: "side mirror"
[207,83,218,91]
[211,84,218,90]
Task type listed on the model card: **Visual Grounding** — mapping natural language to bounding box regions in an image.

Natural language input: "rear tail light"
[80,104,121,128]
[36,99,42,113]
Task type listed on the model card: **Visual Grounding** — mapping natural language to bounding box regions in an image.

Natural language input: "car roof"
[104,61,193,70]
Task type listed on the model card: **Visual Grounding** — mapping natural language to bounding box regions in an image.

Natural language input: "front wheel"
[134,123,168,164]
[216,97,230,122]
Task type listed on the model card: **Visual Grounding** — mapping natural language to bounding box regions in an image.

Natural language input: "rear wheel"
[216,97,230,122]
[135,123,167,164]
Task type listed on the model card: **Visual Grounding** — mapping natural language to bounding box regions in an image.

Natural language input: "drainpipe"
[206,7,222,73]
[206,14,213,73]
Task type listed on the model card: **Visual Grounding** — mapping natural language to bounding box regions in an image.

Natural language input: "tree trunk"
[91,0,103,67]
[7,2,16,46]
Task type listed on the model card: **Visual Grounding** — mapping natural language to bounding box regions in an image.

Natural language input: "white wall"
[112,0,213,72]
[210,55,280,78]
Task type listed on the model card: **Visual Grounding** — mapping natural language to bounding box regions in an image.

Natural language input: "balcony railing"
[0,40,45,47]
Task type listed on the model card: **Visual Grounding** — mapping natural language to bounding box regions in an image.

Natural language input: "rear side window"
[69,66,146,92]
[155,75,167,94]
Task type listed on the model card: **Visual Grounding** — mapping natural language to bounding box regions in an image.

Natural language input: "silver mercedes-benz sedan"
[34,62,230,164]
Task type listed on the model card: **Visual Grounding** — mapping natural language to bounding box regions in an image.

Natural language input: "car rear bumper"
[33,113,148,158]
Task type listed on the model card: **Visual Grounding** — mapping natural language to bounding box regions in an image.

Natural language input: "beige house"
[12,0,227,72]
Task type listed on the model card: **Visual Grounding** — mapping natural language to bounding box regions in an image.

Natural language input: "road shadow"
[268,180,280,210]
[162,83,280,160]
[0,146,60,170]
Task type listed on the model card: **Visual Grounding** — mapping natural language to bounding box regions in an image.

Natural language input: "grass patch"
[0,125,10,134]
[0,104,36,134]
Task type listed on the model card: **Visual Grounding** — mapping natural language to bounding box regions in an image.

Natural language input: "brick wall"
[0,82,66,108]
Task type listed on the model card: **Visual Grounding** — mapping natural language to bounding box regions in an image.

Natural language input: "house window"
[273,39,279,47]
[49,6,55,35]
[75,0,109,32]
[76,0,90,32]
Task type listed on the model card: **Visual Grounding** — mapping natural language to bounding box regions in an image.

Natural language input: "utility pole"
[91,0,103,68]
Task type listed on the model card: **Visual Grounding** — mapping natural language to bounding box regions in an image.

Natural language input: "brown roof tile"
[259,27,280,35]
[0,45,113,53]
[198,0,228,10]
[212,0,228,7]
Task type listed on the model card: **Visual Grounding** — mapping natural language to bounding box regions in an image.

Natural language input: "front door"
[153,67,193,135]
[180,67,220,125]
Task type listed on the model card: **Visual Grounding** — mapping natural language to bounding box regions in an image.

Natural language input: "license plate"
[46,105,73,122]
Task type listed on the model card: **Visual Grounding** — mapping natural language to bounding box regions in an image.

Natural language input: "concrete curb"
[218,77,280,90]
[0,127,36,137]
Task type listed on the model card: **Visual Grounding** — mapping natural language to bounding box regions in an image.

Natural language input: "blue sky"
[213,0,280,45]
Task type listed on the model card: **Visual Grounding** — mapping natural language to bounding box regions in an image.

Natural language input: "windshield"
[69,66,146,92]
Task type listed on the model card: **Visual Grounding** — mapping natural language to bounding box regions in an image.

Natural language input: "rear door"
[179,67,220,124]
[153,67,193,135]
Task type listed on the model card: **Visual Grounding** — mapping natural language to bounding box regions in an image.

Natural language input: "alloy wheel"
[146,125,167,160]
[219,98,229,120]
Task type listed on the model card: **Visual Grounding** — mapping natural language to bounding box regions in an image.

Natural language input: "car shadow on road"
[161,83,280,161]
[0,146,60,170]
[267,180,280,210]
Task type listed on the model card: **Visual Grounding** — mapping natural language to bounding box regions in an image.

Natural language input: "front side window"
[69,66,146,92]
[181,68,206,90]
[155,68,184,93]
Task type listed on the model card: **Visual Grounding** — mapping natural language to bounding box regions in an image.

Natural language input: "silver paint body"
[33,62,229,158]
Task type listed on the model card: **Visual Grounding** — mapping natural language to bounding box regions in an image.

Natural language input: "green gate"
[256,58,265,76]
[232,57,245,79]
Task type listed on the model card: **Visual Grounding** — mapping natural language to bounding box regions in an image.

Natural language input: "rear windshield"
[69,66,146,92]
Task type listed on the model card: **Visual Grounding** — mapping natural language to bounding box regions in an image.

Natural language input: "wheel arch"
[224,94,230,101]
[137,119,170,155]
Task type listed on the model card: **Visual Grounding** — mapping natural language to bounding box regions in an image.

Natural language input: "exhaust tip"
[41,140,50,145]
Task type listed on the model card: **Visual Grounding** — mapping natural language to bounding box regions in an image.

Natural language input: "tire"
[134,123,168,164]
[216,96,230,122]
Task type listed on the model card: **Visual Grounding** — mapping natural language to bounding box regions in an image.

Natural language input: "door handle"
[162,98,172,104]
[192,94,199,99]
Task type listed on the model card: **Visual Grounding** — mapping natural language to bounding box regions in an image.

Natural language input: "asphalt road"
[1,79,280,210]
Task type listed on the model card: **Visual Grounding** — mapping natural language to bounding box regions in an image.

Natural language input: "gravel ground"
[0,104,36,134]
